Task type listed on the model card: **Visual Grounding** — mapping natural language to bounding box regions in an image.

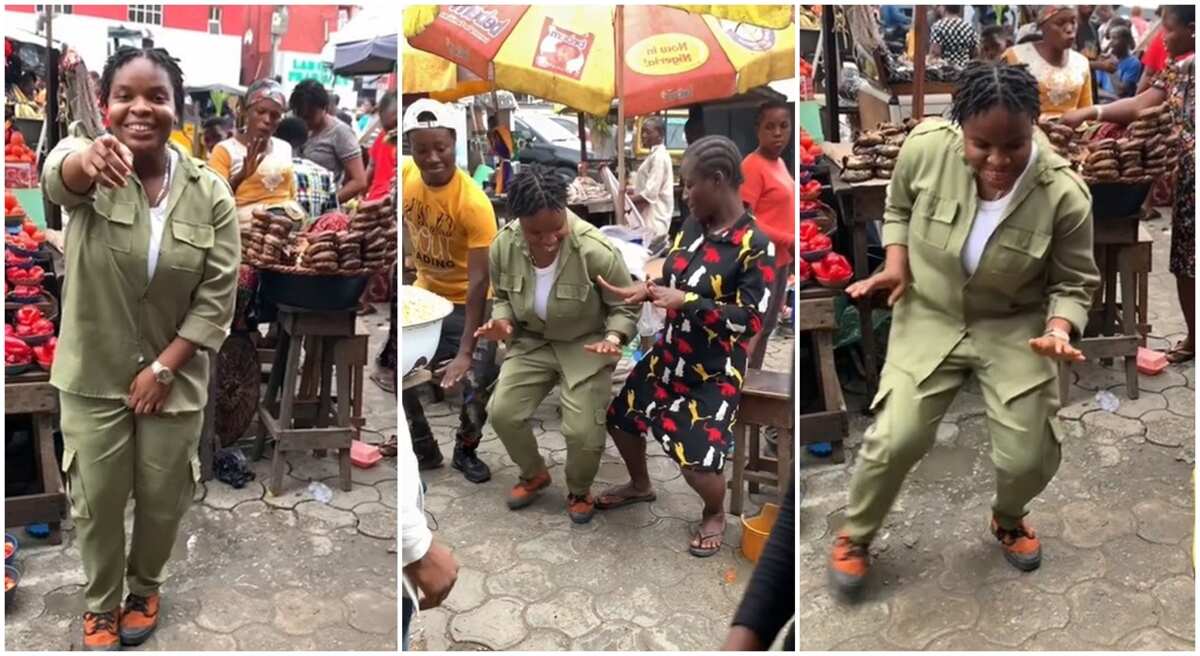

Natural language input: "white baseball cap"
[403,98,457,136]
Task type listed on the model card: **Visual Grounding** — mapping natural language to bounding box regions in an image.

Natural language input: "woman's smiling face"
[105,56,176,157]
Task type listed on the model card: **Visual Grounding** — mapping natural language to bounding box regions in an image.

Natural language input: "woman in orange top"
[1002,5,1094,118]
[740,100,794,367]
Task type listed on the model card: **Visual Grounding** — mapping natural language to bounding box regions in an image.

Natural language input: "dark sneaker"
[118,593,159,646]
[452,444,491,483]
[507,469,552,509]
[412,434,444,470]
[567,493,595,524]
[991,517,1042,571]
[829,534,870,596]
[82,610,120,651]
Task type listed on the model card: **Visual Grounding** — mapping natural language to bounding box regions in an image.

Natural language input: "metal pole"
[913,5,928,119]
[821,6,839,142]
[45,6,62,230]
[615,6,626,226]
[576,109,588,164]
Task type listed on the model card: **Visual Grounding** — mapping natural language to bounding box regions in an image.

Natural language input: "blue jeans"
[402,595,414,651]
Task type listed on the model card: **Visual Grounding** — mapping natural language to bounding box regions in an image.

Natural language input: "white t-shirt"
[961,140,1039,276]
[633,143,675,241]
[148,149,180,280]
[532,255,559,321]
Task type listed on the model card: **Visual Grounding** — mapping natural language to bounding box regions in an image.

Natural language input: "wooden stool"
[729,368,793,516]
[5,376,66,544]
[1060,214,1142,403]
[799,287,849,463]
[254,306,357,495]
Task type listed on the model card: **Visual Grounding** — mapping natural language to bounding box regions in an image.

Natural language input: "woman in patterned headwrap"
[1003,5,1095,118]
[206,78,304,442]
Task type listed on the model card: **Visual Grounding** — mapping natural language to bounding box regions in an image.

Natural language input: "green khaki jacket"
[881,119,1100,403]
[42,133,240,413]
[489,213,639,388]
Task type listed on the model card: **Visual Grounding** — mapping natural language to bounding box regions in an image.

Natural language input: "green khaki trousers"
[488,344,612,496]
[843,335,1063,544]
[59,392,202,613]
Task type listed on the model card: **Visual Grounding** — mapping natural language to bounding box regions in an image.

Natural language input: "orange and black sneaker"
[991,517,1042,571]
[82,609,120,651]
[567,493,595,524]
[506,469,551,510]
[118,593,160,646]
[829,533,869,596]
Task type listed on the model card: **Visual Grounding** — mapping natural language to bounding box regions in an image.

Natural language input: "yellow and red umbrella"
[402,37,492,101]
[404,4,793,117]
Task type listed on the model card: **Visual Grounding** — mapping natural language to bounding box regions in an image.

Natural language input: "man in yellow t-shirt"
[402,99,498,482]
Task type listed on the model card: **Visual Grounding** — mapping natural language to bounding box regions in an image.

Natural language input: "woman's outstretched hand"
[474,318,513,343]
[1029,334,1086,362]
[597,275,650,304]
[845,265,910,306]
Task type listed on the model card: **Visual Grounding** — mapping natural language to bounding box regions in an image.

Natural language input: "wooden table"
[730,367,794,516]
[821,142,891,391]
[5,372,66,544]
[799,286,849,463]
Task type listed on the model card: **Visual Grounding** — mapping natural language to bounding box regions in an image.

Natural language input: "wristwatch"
[151,361,175,385]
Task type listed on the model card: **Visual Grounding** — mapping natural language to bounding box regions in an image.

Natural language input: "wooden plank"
[799,409,848,443]
[6,492,67,527]
[798,296,836,331]
[5,382,58,415]
[743,368,792,400]
[272,432,354,452]
[1076,335,1140,359]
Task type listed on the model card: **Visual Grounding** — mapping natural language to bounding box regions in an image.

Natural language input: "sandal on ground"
[379,435,398,457]
[594,485,657,510]
[1165,341,1195,364]
[689,527,725,558]
[370,371,396,394]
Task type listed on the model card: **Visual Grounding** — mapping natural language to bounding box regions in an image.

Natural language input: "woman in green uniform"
[478,166,639,524]
[41,47,240,649]
[828,62,1100,596]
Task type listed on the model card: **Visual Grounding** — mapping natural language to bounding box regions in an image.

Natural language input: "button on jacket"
[880,119,1100,403]
[489,212,639,389]
[42,131,240,413]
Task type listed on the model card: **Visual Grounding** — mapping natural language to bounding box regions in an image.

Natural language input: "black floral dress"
[607,213,775,473]
[1155,55,1196,278]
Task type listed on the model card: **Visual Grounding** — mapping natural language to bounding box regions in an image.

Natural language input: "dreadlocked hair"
[682,135,744,188]
[949,61,1040,126]
[100,47,185,118]
[507,164,569,219]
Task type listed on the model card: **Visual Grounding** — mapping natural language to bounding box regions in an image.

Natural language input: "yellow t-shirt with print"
[402,158,497,305]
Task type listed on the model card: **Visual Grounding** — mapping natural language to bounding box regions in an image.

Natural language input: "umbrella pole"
[616,5,626,227]
[577,109,588,167]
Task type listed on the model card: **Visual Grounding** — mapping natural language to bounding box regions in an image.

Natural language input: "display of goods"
[799,178,822,200]
[4,132,35,164]
[798,257,813,282]
[310,210,351,233]
[6,232,40,253]
[14,306,53,337]
[401,290,450,327]
[799,219,827,244]
[813,252,853,286]
[7,265,44,286]
[798,129,822,168]
[799,231,832,262]
[299,231,340,272]
[4,191,22,217]
[245,208,297,267]
[847,120,916,182]
[33,337,56,370]
[5,335,33,366]
[3,574,13,591]
[567,176,609,204]
[21,221,45,243]
[1041,105,1176,185]
[7,284,43,301]
[5,250,32,268]
[5,162,35,189]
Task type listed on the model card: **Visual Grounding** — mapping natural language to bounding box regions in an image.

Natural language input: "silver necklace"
[150,152,172,207]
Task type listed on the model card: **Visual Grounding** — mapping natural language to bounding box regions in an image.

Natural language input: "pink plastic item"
[1137,347,1168,376]
[350,440,382,469]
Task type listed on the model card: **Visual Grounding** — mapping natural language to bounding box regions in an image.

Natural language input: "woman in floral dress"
[1063,5,1195,361]
[598,135,775,556]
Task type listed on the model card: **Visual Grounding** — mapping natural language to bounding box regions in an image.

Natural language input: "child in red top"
[366,92,398,200]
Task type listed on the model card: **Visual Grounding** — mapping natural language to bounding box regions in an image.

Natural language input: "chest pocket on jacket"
[496,273,524,295]
[912,194,958,250]
[169,220,214,274]
[97,199,136,254]
[552,283,590,317]
[988,225,1050,275]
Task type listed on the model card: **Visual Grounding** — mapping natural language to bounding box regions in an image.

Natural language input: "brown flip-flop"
[594,488,657,510]
[1165,340,1195,364]
[688,529,724,557]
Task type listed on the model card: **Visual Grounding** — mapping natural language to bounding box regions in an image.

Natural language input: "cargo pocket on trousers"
[61,447,91,520]
[177,456,202,514]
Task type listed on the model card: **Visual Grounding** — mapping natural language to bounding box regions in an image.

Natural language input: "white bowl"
[400,285,454,376]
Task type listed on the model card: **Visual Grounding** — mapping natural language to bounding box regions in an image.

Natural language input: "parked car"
[511,111,581,182]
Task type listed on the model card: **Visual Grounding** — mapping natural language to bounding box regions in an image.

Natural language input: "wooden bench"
[729,367,793,516]
[5,376,66,544]
[799,287,849,463]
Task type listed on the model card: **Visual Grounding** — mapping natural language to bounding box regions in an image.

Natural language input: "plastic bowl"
[5,564,19,607]
[399,285,454,376]
[740,502,780,563]
[5,363,32,377]
[799,247,832,263]
[4,534,17,565]
[258,270,370,311]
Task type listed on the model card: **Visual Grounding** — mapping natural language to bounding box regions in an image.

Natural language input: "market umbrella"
[402,37,492,101]
[327,6,398,76]
[404,4,794,117]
